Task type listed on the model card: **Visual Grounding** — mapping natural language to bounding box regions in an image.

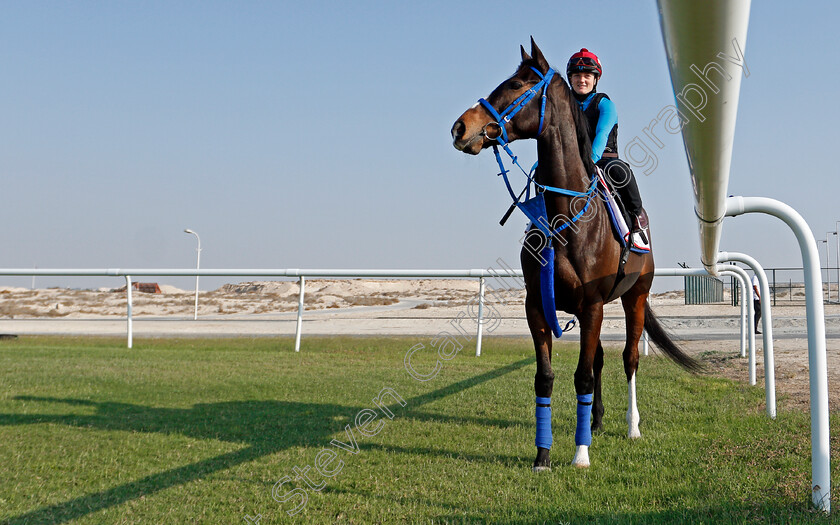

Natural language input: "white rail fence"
[0,267,749,355]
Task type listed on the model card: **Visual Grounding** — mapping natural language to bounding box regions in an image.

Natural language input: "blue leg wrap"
[535,396,552,449]
[575,393,593,446]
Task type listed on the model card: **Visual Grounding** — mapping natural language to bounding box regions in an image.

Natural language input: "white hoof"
[532,465,551,473]
[626,409,641,439]
[627,372,641,440]
[571,445,590,468]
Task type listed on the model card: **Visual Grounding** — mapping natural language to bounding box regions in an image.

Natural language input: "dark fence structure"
[717,267,837,306]
[684,274,724,304]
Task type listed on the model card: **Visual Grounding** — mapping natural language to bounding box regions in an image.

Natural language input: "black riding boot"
[597,158,643,226]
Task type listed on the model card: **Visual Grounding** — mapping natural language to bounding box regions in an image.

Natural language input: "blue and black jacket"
[575,92,618,163]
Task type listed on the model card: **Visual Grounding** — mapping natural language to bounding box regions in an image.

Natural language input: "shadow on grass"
[1,357,534,524]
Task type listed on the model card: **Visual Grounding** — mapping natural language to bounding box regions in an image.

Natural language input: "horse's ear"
[530,36,549,72]
[520,45,532,63]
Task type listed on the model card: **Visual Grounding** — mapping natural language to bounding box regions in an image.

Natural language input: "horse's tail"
[643,300,704,373]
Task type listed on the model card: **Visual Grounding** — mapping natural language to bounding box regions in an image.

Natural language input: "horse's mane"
[519,59,596,176]
[556,75,596,176]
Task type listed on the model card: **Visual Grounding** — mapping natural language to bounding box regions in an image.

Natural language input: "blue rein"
[479,66,591,341]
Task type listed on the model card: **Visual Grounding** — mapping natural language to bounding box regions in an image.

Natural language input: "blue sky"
[2,1,839,291]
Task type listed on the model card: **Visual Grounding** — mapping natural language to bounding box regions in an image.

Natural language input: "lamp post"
[835,222,840,303]
[819,239,829,302]
[831,230,839,304]
[826,232,833,303]
[823,233,832,303]
[184,229,201,320]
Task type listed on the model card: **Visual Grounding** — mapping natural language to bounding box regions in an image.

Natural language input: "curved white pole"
[726,195,829,512]
[719,265,755,381]
[718,269,747,360]
[719,265,755,384]
[718,251,775,418]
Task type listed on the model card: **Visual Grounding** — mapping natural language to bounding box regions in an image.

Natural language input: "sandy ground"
[1,279,838,413]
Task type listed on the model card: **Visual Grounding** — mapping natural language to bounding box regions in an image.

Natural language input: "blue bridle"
[478,66,555,145]
[477,66,598,238]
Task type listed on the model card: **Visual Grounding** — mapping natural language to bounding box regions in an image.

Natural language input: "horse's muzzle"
[451,120,466,145]
[451,119,486,155]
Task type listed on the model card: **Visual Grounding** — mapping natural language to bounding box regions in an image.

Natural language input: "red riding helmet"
[566,48,603,78]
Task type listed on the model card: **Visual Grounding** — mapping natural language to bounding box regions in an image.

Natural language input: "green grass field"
[0,335,837,524]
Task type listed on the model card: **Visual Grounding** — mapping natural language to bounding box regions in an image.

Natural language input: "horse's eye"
[509,80,523,90]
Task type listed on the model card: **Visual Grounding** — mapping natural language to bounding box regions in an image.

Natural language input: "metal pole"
[195,239,201,319]
[825,234,830,303]
[726,195,830,512]
[718,251,776,419]
[125,275,133,349]
[825,234,831,302]
[830,233,836,304]
[184,229,201,320]
[819,239,829,302]
[831,230,840,303]
[834,228,840,303]
[475,277,485,357]
[720,270,747,361]
[642,330,648,356]
[294,276,305,352]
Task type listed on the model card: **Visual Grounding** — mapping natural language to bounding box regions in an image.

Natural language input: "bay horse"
[451,39,700,470]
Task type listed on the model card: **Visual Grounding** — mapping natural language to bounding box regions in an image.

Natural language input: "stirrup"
[630,215,649,245]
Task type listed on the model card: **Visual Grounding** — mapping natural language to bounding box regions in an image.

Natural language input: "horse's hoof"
[628,429,641,439]
[533,447,551,471]
[571,445,590,468]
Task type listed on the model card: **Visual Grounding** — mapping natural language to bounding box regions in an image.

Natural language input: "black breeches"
[597,158,643,218]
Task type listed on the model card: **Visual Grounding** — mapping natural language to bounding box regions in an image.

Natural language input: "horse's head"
[451,38,553,155]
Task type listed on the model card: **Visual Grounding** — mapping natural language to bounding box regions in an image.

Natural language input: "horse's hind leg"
[591,341,605,434]
[621,288,647,440]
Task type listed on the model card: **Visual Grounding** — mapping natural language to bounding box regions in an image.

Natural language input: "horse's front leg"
[525,293,554,472]
[572,302,604,468]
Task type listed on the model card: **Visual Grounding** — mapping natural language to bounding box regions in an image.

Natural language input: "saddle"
[596,168,651,253]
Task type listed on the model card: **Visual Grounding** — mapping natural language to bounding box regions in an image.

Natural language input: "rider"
[566,48,644,232]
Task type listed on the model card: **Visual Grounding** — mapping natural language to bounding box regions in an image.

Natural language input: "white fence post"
[125,275,133,349]
[294,276,305,352]
[475,277,485,357]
